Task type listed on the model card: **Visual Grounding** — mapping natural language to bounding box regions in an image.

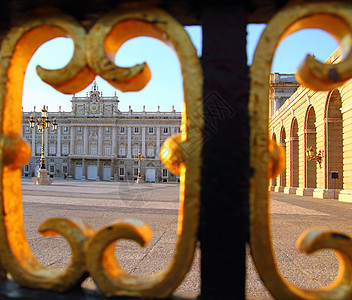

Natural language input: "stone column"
[84,126,88,155]
[142,127,146,155]
[156,127,160,158]
[57,126,61,157]
[98,126,103,155]
[44,128,48,157]
[82,158,86,180]
[127,126,132,159]
[31,126,35,157]
[70,126,74,153]
[112,126,116,155]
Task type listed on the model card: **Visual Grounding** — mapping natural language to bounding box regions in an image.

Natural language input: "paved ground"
[247,192,352,299]
[19,179,352,298]
[21,178,199,297]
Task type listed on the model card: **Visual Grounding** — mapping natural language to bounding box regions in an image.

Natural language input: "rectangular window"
[62,166,68,174]
[49,145,56,155]
[62,145,69,155]
[148,127,154,134]
[133,146,139,156]
[76,127,82,133]
[133,168,138,176]
[25,126,30,133]
[105,145,111,155]
[49,165,55,173]
[162,169,168,177]
[134,127,139,134]
[120,127,125,134]
[24,165,29,172]
[77,144,83,154]
[63,126,69,133]
[147,146,154,157]
[90,145,97,155]
[119,145,126,156]
[36,145,41,155]
[163,127,168,134]
[119,167,125,176]
[105,127,110,133]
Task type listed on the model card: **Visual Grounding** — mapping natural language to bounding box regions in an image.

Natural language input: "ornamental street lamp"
[29,105,57,185]
[134,150,145,183]
[306,146,324,168]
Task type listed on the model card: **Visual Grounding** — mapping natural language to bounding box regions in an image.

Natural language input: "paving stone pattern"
[20,179,352,298]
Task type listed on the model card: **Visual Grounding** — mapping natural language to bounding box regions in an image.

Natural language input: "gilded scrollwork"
[250,2,352,299]
[0,3,202,298]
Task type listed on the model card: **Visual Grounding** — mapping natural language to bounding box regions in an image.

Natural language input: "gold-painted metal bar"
[250,2,352,299]
[0,3,202,298]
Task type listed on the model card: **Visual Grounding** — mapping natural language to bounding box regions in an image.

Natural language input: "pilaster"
[70,126,74,153]
[142,127,146,156]
[84,126,88,155]
[112,126,116,155]
[44,128,48,157]
[98,126,102,155]
[127,126,131,159]
[31,127,35,156]
[57,126,61,157]
[156,127,160,158]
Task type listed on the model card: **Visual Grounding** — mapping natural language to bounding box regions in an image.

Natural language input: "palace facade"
[269,48,352,202]
[21,82,181,182]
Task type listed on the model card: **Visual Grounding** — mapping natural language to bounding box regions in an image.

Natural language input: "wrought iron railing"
[250,2,352,299]
[0,3,202,298]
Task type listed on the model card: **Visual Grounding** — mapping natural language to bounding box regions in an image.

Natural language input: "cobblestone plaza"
[21,178,352,298]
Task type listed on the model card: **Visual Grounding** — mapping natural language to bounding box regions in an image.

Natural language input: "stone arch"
[104,161,112,167]
[271,132,277,188]
[290,118,299,189]
[272,132,277,141]
[279,126,286,189]
[325,89,343,194]
[305,105,317,189]
[146,162,155,168]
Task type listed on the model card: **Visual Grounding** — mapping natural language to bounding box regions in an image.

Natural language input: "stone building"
[269,48,352,201]
[270,73,299,115]
[21,82,181,182]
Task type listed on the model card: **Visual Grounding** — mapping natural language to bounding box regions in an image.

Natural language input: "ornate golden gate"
[0,1,351,299]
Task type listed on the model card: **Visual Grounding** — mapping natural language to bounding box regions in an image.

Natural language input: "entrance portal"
[146,168,156,182]
[87,165,97,180]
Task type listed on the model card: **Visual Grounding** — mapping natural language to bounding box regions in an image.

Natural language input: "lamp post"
[134,150,145,183]
[29,105,58,185]
[306,146,324,168]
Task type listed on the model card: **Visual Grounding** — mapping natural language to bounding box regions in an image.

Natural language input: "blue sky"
[22,24,338,113]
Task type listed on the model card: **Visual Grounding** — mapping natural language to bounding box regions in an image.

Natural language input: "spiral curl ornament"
[250,2,352,299]
[0,4,202,298]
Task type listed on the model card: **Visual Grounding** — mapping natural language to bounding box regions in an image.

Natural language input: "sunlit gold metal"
[134,150,145,183]
[29,105,58,170]
[268,139,285,179]
[306,146,324,168]
[250,2,352,299]
[0,3,202,298]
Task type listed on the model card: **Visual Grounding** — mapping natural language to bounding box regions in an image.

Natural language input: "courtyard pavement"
[21,178,199,298]
[19,179,352,298]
